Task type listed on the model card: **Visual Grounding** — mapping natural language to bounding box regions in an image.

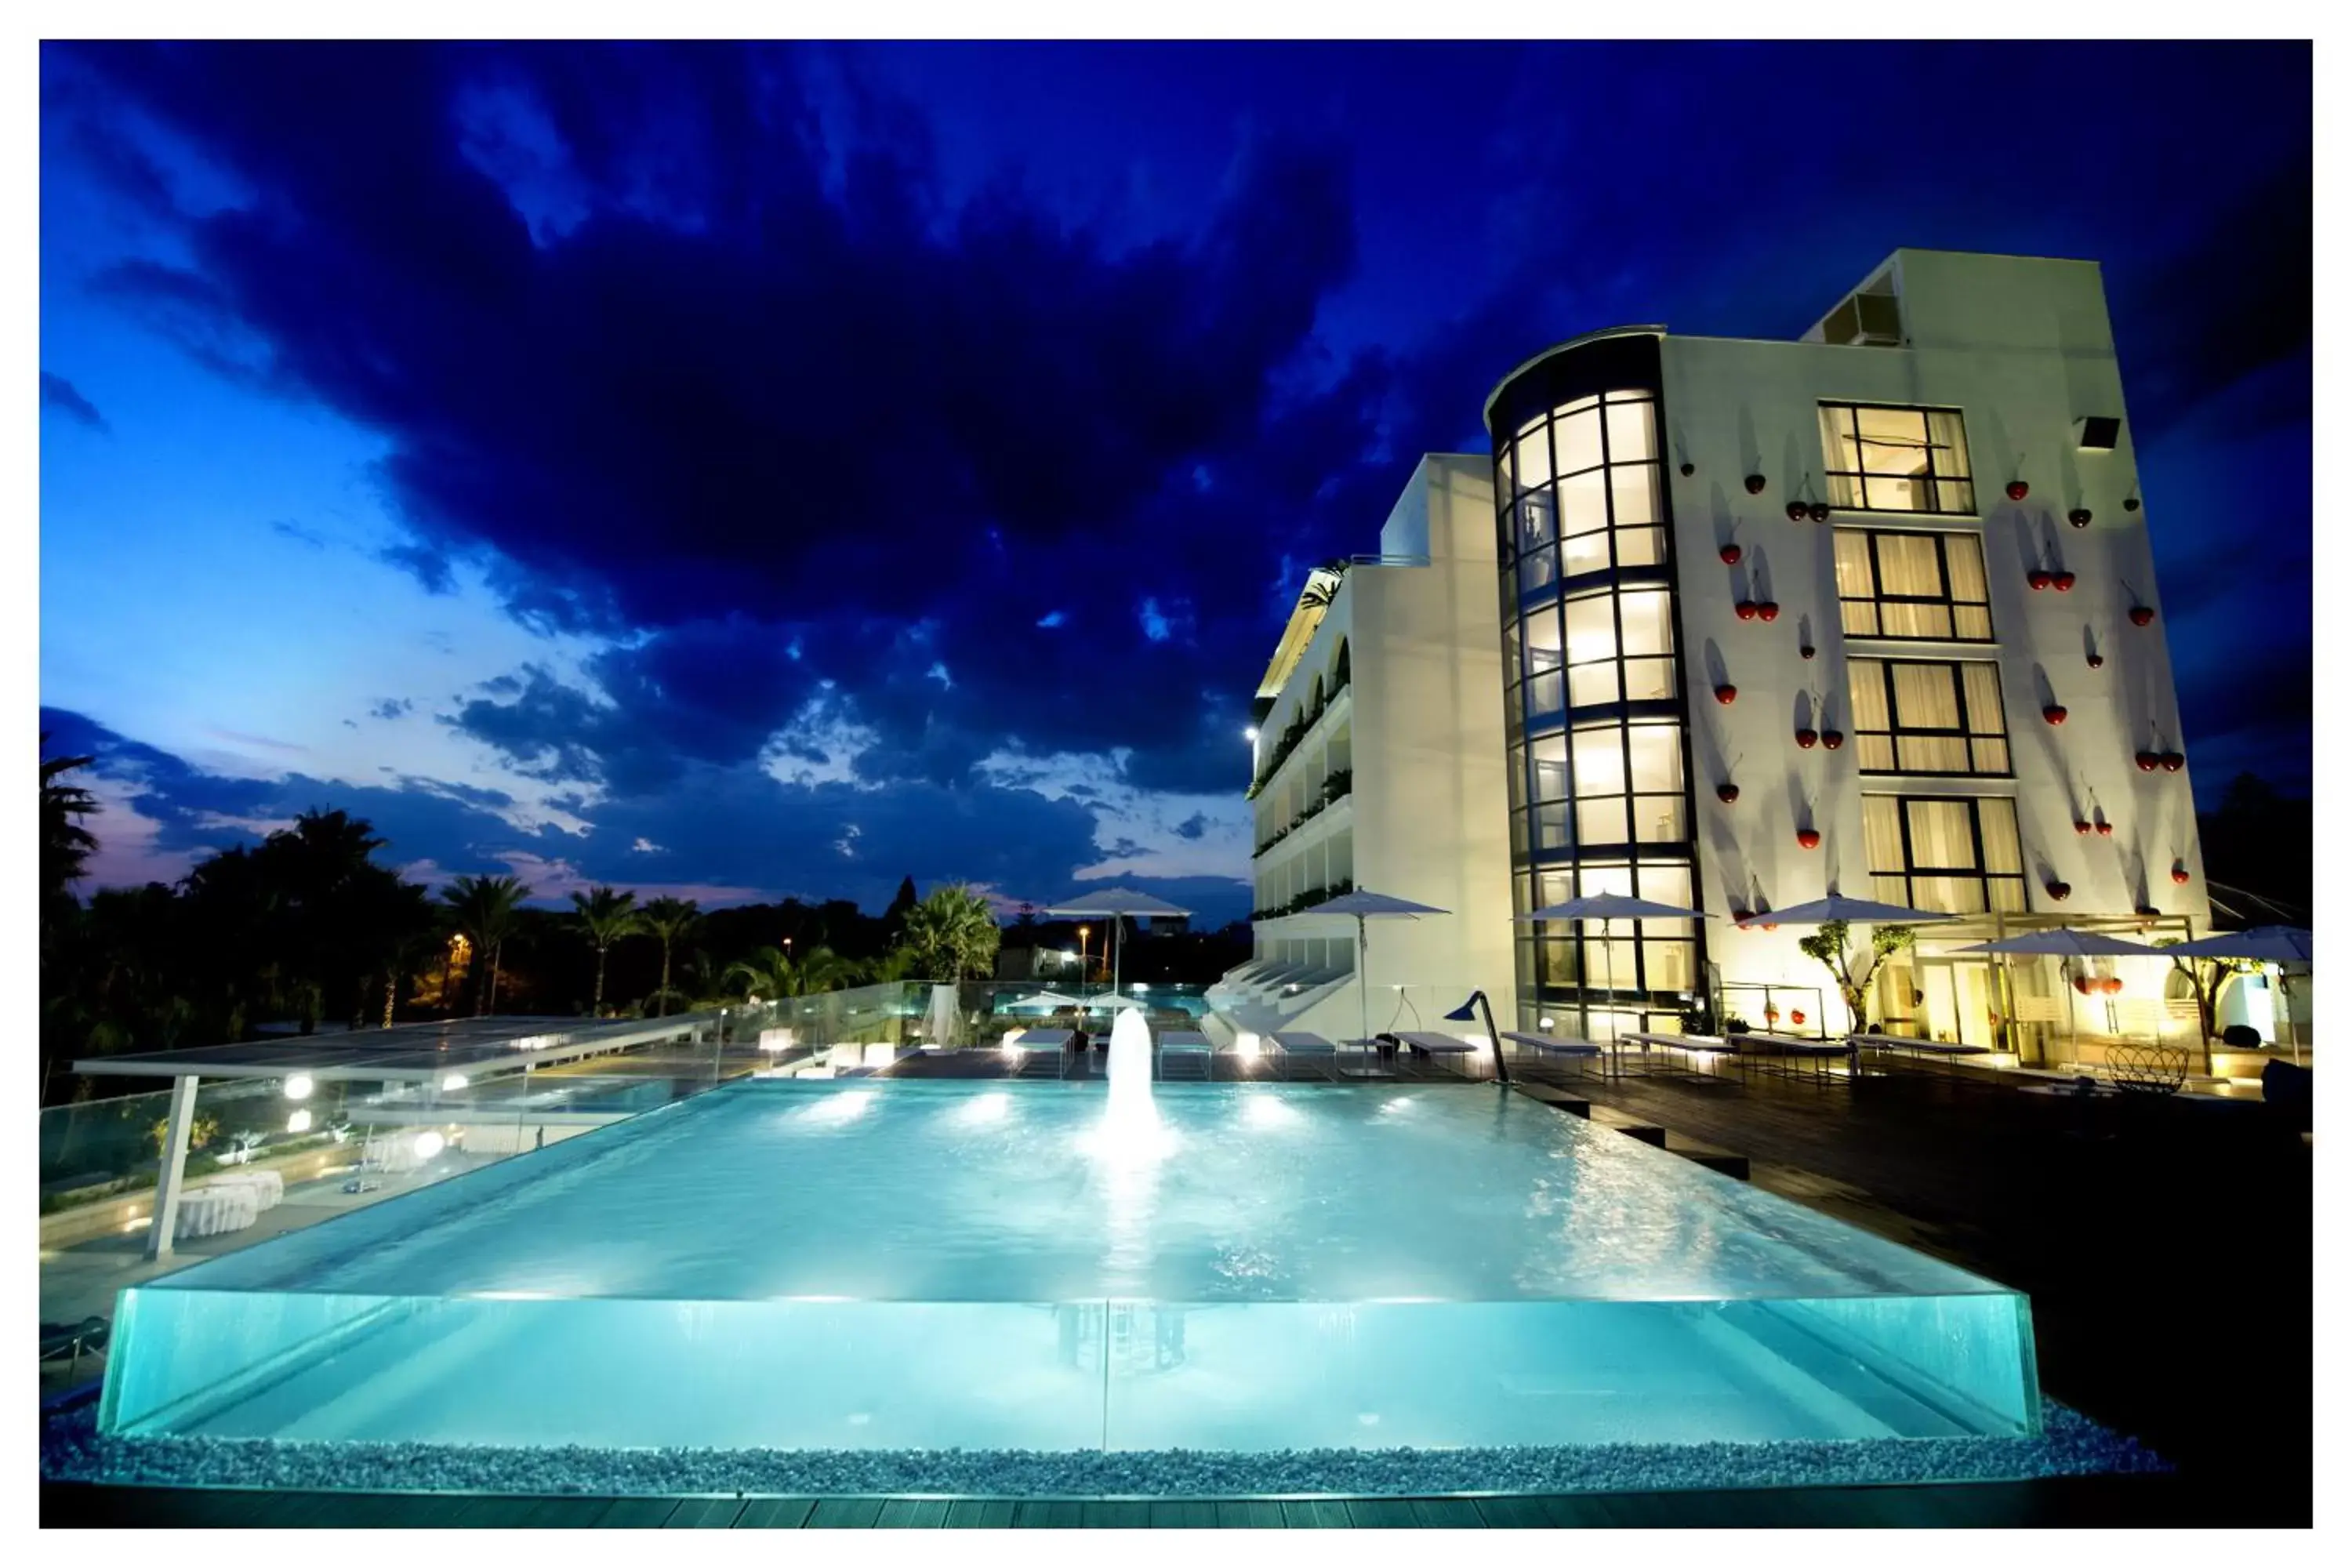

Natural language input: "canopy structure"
[1080,993,1146,1012]
[1002,990,1086,1011]
[1516,895,1708,1047]
[71,1010,724,1265]
[1951,929,2170,1069]
[1042,887,1192,997]
[1297,888,1450,1047]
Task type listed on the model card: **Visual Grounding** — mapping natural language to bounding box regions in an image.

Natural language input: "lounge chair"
[1157,1029,1212,1081]
[1725,1030,1853,1082]
[1500,1031,1604,1079]
[1006,1028,1071,1079]
[1620,1030,1737,1077]
[1269,1032,1341,1082]
[1392,1030,1490,1080]
[1846,1032,1989,1076]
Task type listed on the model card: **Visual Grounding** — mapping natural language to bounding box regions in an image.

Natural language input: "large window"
[1818,403,1976,515]
[1863,796,2026,914]
[1513,587,1677,719]
[1521,719,1685,856]
[1835,528,1994,641]
[1849,659,2011,776]
[1519,860,1698,1000]
[1501,388,1665,596]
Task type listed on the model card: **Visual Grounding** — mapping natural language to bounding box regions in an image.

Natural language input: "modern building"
[1205,456,1518,1040]
[1218,249,2215,1070]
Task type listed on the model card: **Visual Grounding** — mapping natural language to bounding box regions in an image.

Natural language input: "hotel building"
[1220,249,2213,1066]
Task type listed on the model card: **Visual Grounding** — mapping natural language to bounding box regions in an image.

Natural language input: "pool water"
[101,1080,2039,1453]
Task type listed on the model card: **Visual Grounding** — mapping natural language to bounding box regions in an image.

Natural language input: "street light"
[1244,727,1258,742]
[1079,925,1091,984]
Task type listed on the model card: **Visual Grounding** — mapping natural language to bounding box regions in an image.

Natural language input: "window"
[1835,528,1993,641]
[1522,859,1697,996]
[1500,389,1665,595]
[1863,795,2026,914]
[1819,404,1976,515]
[1849,659,2011,776]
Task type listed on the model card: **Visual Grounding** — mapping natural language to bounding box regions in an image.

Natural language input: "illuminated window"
[1521,859,1697,996]
[1862,795,2026,914]
[1849,659,2011,776]
[1835,528,1994,641]
[1819,404,1976,514]
[1499,390,1664,594]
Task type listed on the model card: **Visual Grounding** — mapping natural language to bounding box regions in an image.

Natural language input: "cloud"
[40,372,109,431]
[370,697,413,720]
[1174,812,1208,840]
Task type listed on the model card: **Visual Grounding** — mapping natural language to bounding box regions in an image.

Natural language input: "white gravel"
[42,1399,2163,1499]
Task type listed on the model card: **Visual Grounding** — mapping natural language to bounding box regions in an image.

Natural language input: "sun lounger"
[1006,1028,1071,1078]
[1618,1031,1736,1076]
[1157,1030,1212,1080]
[1726,1031,1853,1081]
[1501,1031,1604,1077]
[1269,1032,1340,1081]
[1846,1032,1991,1076]
[1392,1030,1491,1079]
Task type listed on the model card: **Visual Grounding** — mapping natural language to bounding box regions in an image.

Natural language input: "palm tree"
[896,884,1002,981]
[440,874,530,1015]
[724,942,854,1003]
[40,736,101,906]
[568,886,643,1017]
[639,896,702,1017]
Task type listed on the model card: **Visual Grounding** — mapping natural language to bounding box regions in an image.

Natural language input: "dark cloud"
[369,697,413,720]
[1174,812,1208,841]
[40,371,108,431]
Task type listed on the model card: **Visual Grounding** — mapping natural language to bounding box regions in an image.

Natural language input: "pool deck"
[42,1472,2243,1527]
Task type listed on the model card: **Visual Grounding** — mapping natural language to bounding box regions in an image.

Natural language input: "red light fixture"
[1796,828,1821,850]
[2134,750,2160,771]
[1795,728,1818,749]
[1730,906,1751,922]
[1799,643,1816,660]
[2068,507,2092,528]
[1822,729,1844,750]
[1808,501,1830,523]
[2073,975,2095,995]
[2171,863,2190,885]
[1719,543,1743,565]
[1785,501,1809,522]
[1679,462,1695,477]
[2006,480,2030,501]
[2160,750,2185,771]
[1734,600,1759,621]
[2053,571,2077,591]
[1716,782,1740,804]
[2086,652,2105,670]
[1757,601,1780,622]
[1715,684,1737,705]
[2129,605,2155,626]
[1744,474,1766,495]
[2073,819,2092,835]
[2042,704,2067,724]
[2105,973,2129,993]
[2096,821,2114,837]
[1790,1009,1806,1027]
[2028,568,2054,590]
[2048,881,2072,902]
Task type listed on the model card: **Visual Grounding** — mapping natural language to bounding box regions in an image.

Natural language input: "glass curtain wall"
[1489,336,1704,1038]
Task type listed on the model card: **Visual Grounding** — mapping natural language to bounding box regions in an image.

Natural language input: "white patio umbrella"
[1735,894,1955,1036]
[1296,889,1451,1047]
[1953,928,2169,1067]
[2161,926,2314,1064]
[1004,990,1085,1011]
[1515,893,1708,1047]
[1080,992,1145,1012]
[1043,887,1192,998]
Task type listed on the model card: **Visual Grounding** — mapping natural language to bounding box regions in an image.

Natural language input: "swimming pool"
[100,1079,2039,1454]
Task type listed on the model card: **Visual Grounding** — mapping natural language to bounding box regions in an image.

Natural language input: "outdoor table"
[209,1168,285,1208]
[174,1183,260,1240]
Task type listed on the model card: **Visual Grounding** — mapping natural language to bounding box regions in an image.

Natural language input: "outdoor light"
[1785,501,1809,523]
[1757,601,1780,622]
[284,1074,314,1101]
[2053,571,2077,591]
[2129,604,2155,626]
[1538,1015,1555,1030]
[1714,684,1738,705]
[1735,599,1759,620]
[2006,480,2031,501]
[441,1073,470,1091]
[1716,782,1740,803]
[1807,502,1831,523]
[1719,543,1743,565]
[286,1110,312,1134]
[2069,507,2092,528]
[1797,828,1822,849]
[415,1131,447,1160]
[1744,473,1766,494]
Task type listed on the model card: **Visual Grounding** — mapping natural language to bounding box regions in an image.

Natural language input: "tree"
[568,886,643,1017]
[723,942,855,1003]
[2155,938,2261,1044]
[1796,920,1916,1033]
[895,883,1001,981]
[41,736,101,908]
[639,896,702,1017]
[440,874,531,1015]
[884,875,920,931]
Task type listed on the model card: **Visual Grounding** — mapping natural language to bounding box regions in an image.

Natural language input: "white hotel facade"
[1214,249,2214,1065]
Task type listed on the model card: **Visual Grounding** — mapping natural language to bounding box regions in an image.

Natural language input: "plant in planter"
[1797,918,1917,1033]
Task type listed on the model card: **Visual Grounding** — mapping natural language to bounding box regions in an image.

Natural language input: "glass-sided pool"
[101,1080,2040,1454]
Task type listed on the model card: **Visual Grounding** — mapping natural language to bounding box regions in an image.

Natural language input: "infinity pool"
[101,1080,2039,1453]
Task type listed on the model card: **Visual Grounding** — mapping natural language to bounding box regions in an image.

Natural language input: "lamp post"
[1078,926,1091,985]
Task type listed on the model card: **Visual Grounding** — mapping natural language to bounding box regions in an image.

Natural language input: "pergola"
[74,1013,721,1261]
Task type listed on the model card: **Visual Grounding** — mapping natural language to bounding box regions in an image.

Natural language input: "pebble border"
[43,1399,2165,1500]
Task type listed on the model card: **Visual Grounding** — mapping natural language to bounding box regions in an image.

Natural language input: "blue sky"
[38,42,2311,924]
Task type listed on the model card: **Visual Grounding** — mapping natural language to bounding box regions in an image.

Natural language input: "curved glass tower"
[1485,331,1708,1038]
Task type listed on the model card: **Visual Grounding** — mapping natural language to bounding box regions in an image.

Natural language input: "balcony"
[1252,770,1354,859]
[1245,677,1350,801]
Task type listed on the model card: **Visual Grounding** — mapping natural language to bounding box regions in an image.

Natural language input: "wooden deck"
[42,1473,2235,1528]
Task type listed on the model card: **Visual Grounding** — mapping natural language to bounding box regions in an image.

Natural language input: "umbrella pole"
[1358,915,1370,1050]
[1602,917,1616,1051]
